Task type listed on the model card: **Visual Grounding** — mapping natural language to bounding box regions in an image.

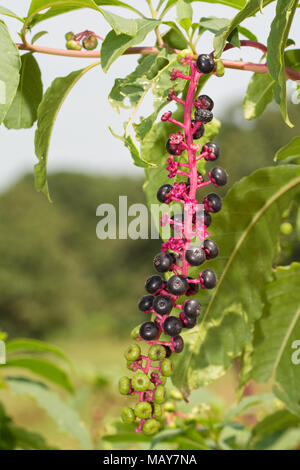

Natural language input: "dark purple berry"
[153,295,173,315]
[169,252,180,266]
[166,138,177,155]
[181,313,197,329]
[184,299,201,317]
[186,277,200,296]
[210,166,227,186]
[153,252,173,273]
[185,246,206,266]
[203,193,222,213]
[196,54,215,74]
[193,210,211,227]
[140,321,159,340]
[203,239,219,259]
[205,142,220,161]
[164,345,172,358]
[173,335,184,353]
[191,120,204,139]
[138,295,154,312]
[163,316,182,337]
[167,275,188,296]
[145,275,163,294]
[195,108,213,123]
[201,269,217,289]
[157,184,172,203]
[204,211,212,227]
[195,95,214,111]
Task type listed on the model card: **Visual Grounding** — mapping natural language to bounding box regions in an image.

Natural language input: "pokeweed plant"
[1,0,300,443]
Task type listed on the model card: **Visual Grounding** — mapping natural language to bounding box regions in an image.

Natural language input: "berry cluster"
[119,53,227,435]
[65,30,99,51]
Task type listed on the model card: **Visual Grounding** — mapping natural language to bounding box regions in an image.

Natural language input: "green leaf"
[172,166,300,398]
[101,19,160,72]
[34,62,99,200]
[252,409,300,441]
[0,6,23,21]
[224,394,274,423]
[274,136,300,161]
[28,1,142,26]
[3,356,73,393]
[243,73,275,120]
[176,0,193,33]
[8,378,92,449]
[249,263,300,415]
[0,21,21,125]
[6,338,70,365]
[161,0,247,18]
[267,0,298,127]
[198,16,256,42]
[109,128,156,168]
[285,48,300,70]
[162,22,189,50]
[213,0,274,58]
[31,30,48,43]
[4,53,43,129]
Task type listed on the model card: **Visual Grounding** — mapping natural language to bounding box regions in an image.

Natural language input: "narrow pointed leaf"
[243,73,275,120]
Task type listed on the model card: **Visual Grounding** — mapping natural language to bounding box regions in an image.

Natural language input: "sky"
[0,1,300,191]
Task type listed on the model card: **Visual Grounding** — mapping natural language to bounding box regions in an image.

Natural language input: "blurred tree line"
[0,102,300,337]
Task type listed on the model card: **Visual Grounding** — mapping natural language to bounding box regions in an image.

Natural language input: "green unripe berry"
[148,344,166,361]
[282,209,290,218]
[153,403,162,420]
[134,401,152,419]
[124,344,141,361]
[177,49,193,61]
[82,35,98,50]
[280,222,293,235]
[119,376,131,395]
[170,389,183,401]
[164,401,175,412]
[65,31,75,41]
[160,358,173,377]
[154,385,166,404]
[132,372,150,391]
[121,406,135,423]
[215,59,225,77]
[131,325,140,339]
[66,39,82,51]
[143,418,160,436]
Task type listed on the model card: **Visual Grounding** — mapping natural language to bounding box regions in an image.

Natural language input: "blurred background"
[1,0,300,450]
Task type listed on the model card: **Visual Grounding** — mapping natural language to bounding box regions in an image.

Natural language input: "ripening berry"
[160,358,174,377]
[121,406,135,424]
[119,376,131,395]
[205,142,220,161]
[173,335,184,353]
[134,401,152,419]
[196,54,215,74]
[131,325,140,339]
[153,295,173,315]
[143,418,160,436]
[185,246,206,266]
[82,35,98,50]
[154,385,166,404]
[148,344,167,361]
[65,31,75,41]
[167,275,188,296]
[153,252,173,273]
[195,108,213,123]
[186,277,200,296]
[124,344,141,362]
[195,95,214,111]
[145,275,163,294]
[139,321,159,341]
[210,166,227,186]
[201,269,217,289]
[163,316,182,337]
[153,403,162,420]
[184,299,201,317]
[191,120,205,139]
[66,39,82,50]
[157,184,172,203]
[138,295,154,312]
[132,372,150,391]
[203,239,219,259]
[166,138,178,155]
[203,193,222,213]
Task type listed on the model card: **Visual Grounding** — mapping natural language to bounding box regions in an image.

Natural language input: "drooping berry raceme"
[119,52,227,435]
